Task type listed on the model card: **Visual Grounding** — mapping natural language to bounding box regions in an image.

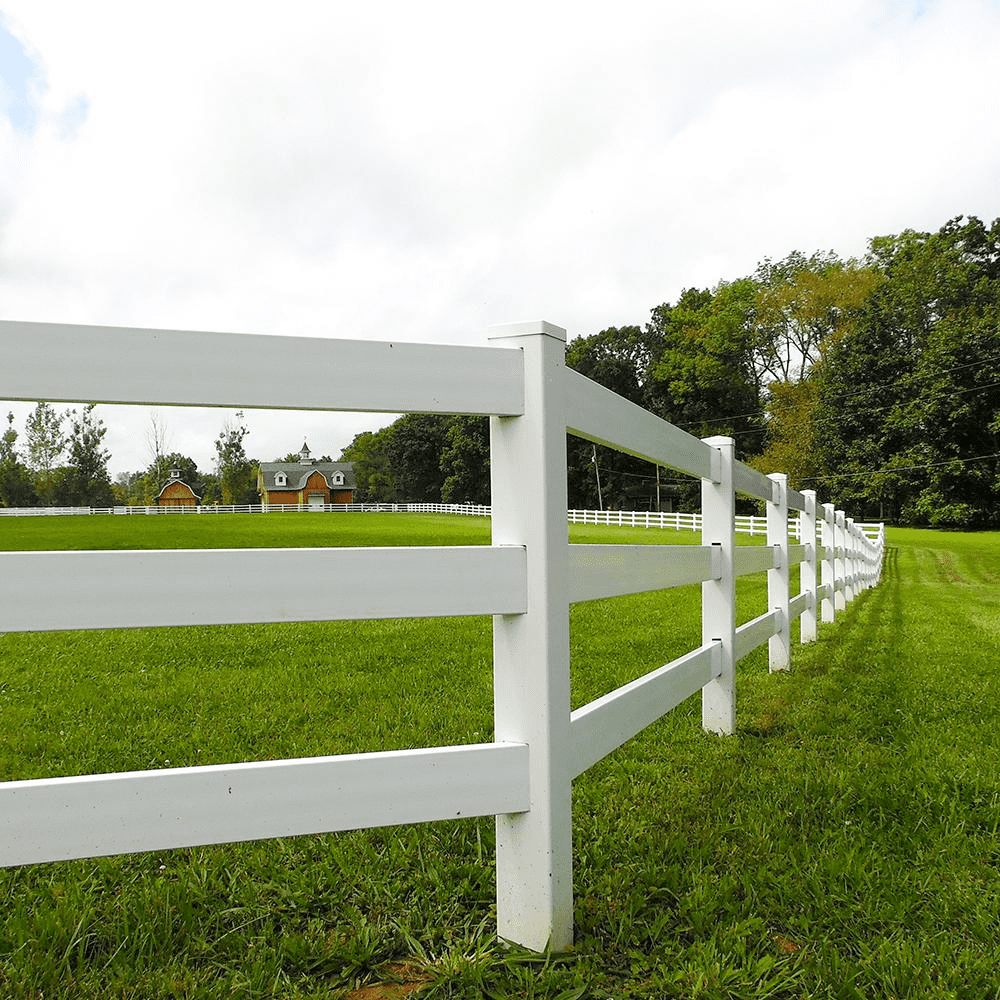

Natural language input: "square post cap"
[489,320,567,343]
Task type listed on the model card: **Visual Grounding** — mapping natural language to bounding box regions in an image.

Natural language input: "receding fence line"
[0,318,883,953]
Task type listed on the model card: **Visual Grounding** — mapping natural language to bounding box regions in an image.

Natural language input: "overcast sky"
[2,1,999,481]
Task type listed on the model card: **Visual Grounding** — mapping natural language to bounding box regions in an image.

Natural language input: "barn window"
[275,473,287,487]
[332,472,344,485]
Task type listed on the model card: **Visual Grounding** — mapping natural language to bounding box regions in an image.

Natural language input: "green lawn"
[1,516,998,998]
[0,511,494,551]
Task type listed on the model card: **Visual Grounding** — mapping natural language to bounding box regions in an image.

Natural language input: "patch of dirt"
[773,934,801,954]
[343,962,431,999]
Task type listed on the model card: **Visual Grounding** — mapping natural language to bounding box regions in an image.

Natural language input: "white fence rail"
[0,317,883,952]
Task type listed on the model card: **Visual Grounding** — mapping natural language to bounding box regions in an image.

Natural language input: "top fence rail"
[0,320,525,416]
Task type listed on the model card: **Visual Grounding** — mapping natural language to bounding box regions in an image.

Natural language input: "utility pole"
[592,445,603,510]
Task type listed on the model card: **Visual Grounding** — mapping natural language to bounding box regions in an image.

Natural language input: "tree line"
[4,215,997,525]
[339,215,1000,527]
[0,407,264,508]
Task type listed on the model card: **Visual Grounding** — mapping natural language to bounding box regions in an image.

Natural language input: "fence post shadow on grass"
[756,545,903,746]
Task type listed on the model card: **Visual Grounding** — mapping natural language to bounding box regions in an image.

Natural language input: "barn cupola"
[299,441,312,464]
[169,467,181,480]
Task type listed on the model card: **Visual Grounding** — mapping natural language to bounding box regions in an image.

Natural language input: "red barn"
[257,443,355,508]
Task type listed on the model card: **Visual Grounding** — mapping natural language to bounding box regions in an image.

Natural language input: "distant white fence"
[0,501,884,542]
[0,318,883,953]
[0,502,493,517]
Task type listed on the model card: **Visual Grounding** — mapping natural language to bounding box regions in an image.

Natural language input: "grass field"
[1,515,998,998]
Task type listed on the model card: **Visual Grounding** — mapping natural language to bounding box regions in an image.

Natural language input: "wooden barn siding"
[158,483,197,506]
[261,471,353,505]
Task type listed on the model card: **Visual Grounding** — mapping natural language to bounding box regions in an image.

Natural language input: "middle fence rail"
[0,318,883,953]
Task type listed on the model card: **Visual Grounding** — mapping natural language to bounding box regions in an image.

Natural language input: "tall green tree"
[382,414,451,502]
[59,404,114,506]
[113,470,145,505]
[24,401,66,505]
[748,380,824,490]
[649,284,764,448]
[214,411,256,504]
[751,251,879,384]
[0,411,37,507]
[565,325,664,509]
[646,283,766,513]
[440,416,490,504]
[144,411,171,488]
[340,427,396,502]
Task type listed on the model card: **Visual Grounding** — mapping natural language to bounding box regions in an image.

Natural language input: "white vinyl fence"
[0,318,883,952]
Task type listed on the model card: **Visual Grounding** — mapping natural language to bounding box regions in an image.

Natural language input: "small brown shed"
[155,469,201,507]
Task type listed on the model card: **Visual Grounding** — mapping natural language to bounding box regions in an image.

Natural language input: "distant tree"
[565,326,664,509]
[275,450,335,463]
[214,411,257,504]
[341,414,480,504]
[145,411,171,485]
[383,414,451,502]
[0,412,15,465]
[440,416,490,504]
[340,428,396,502]
[649,284,764,446]
[113,470,145,505]
[0,411,37,507]
[751,251,881,385]
[645,284,766,510]
[24,402,66,505]
[59,404,114,506]
[200,473,222,505]
[749,380,826,490]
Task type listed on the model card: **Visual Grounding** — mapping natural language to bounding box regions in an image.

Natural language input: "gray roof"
[258,461,356,492]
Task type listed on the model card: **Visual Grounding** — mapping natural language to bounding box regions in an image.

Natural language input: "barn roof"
[154,478,201,501]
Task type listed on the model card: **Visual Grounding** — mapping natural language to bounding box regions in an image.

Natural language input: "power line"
[590,462,693,484]
[800,452,1000,483]
[681,350,1000,435]
[721,376,1000,441]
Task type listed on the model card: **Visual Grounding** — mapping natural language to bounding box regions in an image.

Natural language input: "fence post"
[834,510,847,612]
[800,490,818,643]
[701,436,735,735]
[488,320,573,952]
[767,473,790,671]
[821,503,836,624]
[845,517,857,604]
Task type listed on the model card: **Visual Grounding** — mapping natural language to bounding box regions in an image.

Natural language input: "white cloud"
[1,0,998,477]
